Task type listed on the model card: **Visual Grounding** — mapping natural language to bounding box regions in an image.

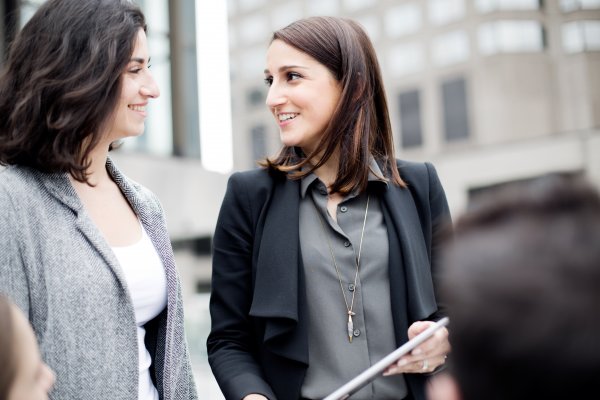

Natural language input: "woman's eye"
[264,76,273,86]
[287,72,301,81]
[129,68,142,74]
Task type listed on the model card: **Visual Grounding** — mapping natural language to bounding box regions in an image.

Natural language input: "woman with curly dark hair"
[0,1,197,399]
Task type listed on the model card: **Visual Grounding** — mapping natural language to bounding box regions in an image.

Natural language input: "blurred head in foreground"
[429,174,600,400]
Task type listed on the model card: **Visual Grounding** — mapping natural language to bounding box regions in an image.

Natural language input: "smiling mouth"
[128,105,146,112]
[278,113,298,122]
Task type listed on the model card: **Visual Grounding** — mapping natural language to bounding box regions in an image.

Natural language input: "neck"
[309,148,340,191]
[72,141,112,187]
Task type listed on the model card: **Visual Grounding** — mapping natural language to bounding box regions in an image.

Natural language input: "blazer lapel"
[106,159,178,309]
[382,184,437,323]
[249,176,308,366]
[40,170,128,289]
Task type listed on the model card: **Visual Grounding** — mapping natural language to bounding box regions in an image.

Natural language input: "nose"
[265,82,286,109]
[140,70,160,99]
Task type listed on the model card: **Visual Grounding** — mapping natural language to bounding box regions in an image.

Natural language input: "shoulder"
[396,159,442,189]
[106,158,162,212]
[0,166,45,206]
[226,167,279,198]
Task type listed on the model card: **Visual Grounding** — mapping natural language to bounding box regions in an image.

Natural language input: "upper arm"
[0,182,30,315]
[424,162,452,316]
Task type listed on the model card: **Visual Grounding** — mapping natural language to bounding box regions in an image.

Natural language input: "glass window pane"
[561,0,600,11]
[478,21,544,55]
[432,30,470,66]
[476,0,540,13]
[384,3,422,38]
[388,43,424,77]
[442,77,470,142]
[563,21,600,53]
[399,90,423,148]
[428,0,465,26]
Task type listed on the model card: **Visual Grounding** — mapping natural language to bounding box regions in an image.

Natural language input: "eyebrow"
[130,57,151,64]
[263,65,309,74]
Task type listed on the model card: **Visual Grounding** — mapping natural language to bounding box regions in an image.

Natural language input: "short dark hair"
[0,295,16,399]
[440,174,600,400]
[262,16,404,194]
[0,0,146,182]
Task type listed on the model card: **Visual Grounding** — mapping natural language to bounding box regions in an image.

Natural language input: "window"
[441,77,470,142]
[384,3,422,38]
[476,0,541,13]
[428,0,465,26]
[251,125,268,162]
[388,43,425,77]
[247,87,266,108]
[562,21,600,52]
[561,0,600,11]
[478,21,545,54]
[432,30,470,66]
[398,90,423,148]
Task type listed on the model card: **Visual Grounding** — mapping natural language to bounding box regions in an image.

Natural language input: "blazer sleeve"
[0,181,30,315]
[207,172,277,400]
[425,162,452,318]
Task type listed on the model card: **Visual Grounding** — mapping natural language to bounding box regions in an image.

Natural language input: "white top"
[112,222,168,400]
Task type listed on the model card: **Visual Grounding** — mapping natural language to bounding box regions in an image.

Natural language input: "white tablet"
[323,317,450,400]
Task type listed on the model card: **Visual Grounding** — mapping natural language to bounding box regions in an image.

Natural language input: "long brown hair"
[0,0,146,184]
[0,295,16,399]
[262,16,404,194]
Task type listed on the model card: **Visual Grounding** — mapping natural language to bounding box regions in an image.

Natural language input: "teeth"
[278,113,297,122]
[129,105,146,112]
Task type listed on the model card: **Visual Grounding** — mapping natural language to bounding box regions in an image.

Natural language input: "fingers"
[383,354,447,376]
[383,320,451,376]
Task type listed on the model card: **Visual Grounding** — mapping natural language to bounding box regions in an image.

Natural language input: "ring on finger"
[422,359,429,371]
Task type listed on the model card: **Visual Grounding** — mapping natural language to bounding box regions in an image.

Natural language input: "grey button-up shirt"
[299,162,408,399]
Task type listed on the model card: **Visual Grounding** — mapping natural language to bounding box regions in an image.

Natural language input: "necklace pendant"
[347,314,354,343]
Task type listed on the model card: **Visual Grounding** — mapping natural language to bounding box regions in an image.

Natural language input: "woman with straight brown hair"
[208,16,451,400]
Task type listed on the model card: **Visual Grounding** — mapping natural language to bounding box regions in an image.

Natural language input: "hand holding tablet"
[323,317,450,400]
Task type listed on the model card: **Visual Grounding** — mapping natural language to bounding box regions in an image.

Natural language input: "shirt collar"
[300,157,389,199]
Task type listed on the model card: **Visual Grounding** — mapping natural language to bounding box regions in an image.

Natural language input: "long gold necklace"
[313,195,370,342]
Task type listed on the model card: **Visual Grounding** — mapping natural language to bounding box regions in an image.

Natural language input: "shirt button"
[348,283,355,292]
[344,241,351,247]
[353,329,361,337]
[340,206,348,212]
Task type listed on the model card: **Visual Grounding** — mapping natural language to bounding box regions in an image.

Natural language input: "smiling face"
[105,28,159,142]
[264,39,342,155]
[7,304,55,400]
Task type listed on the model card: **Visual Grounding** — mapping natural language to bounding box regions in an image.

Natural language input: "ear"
[426,372,462,400]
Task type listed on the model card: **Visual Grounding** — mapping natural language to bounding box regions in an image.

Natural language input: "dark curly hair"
[0,0,146,182]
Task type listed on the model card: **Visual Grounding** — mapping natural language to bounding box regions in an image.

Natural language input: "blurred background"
[1,0,599,397]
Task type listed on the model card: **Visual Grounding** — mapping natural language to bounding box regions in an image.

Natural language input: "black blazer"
[207,160,451,400]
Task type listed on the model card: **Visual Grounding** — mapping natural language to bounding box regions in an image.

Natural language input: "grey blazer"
[0,159,198,400]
